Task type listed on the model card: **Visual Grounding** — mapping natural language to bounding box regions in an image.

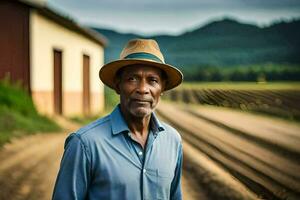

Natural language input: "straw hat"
[99,38,183,91]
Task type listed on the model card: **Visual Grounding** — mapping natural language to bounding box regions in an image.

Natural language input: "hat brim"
[99,59,183,91]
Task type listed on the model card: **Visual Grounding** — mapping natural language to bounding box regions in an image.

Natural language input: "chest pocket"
[145,168,173,200]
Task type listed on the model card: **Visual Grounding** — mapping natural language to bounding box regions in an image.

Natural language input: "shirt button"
[138,151,143,156]
[143,169,146,174]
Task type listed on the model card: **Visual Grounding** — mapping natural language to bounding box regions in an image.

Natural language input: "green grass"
[179,81,300,90]
[0,79,61,147]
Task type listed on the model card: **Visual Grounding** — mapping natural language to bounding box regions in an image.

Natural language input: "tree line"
[181,64,300,82]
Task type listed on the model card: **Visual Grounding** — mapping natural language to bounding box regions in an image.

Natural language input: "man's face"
[116,65,165,118]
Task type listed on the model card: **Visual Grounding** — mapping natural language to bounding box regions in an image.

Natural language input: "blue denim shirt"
[52,105,183,200]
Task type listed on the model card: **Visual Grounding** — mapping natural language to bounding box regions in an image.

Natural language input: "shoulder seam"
[77,116,110,136]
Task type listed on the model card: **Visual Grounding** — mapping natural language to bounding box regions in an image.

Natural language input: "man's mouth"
[132,98,152,104]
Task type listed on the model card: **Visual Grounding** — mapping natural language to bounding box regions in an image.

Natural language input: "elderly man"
[52,39,183,200]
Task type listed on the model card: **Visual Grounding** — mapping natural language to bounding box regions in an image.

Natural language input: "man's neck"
[123,112,151,136]
[120,106,152,148]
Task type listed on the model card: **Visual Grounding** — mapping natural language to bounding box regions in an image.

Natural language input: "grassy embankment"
[0,80,61,147]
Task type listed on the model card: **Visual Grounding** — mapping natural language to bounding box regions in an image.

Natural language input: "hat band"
[124,52,163,63]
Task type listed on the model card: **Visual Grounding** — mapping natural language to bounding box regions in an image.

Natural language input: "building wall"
[30,10,104,116]
[0,1,30,91]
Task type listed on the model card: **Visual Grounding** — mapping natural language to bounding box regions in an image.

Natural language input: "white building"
[0,0,107,116]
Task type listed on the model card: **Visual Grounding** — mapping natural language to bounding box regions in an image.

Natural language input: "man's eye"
[128,77,136,81]
[150,78,158,83]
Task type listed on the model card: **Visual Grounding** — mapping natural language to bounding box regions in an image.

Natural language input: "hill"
[92,18,300,68]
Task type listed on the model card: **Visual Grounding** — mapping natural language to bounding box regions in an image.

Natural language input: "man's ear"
[114,77,121,94]
[115,86,120,95]
[161,79,167,92]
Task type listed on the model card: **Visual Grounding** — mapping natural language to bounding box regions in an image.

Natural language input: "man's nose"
[136,80,150,94]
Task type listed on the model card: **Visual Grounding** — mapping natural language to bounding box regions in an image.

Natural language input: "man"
[52,39,183,200]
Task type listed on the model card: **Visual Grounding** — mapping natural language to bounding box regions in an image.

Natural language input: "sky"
[47,0,300,36]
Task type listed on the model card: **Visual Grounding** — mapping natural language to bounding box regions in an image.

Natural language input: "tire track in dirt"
[158,112,259,200]
[187,105,300,156]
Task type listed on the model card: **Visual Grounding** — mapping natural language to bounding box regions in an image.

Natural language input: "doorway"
[53,49,63,115]
[83,54,90,116]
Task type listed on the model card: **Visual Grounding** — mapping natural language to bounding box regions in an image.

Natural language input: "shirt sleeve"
[52,133,91,200]
[170,143,183,200]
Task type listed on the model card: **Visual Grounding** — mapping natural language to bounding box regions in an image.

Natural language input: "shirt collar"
[110,104,165,136]
[151,111,165,133]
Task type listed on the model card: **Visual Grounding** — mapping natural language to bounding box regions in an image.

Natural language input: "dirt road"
[0,117,203,200]
[0,133,65,200]
[0,118,78,200]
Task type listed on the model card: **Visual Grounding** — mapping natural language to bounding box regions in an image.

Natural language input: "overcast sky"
[47,0,300,35]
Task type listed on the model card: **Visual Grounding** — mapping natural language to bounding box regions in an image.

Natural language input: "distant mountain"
[91,18,300,68]
[91,28,141,63]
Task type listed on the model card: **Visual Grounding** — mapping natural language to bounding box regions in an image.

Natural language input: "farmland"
[163,82,300,121]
